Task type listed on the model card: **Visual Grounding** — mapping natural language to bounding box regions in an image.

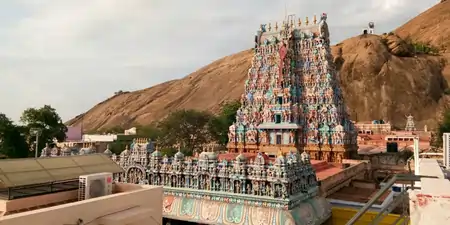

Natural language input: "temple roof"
[310,160,343,181]
[0,154,123,188]
[217,152,271,162]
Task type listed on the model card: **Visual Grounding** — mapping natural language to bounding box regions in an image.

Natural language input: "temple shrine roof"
[358,145,387,155]
[217,152,271,162]
[358,134,385,140]
[310,160,343,180]
[216,153,344,181]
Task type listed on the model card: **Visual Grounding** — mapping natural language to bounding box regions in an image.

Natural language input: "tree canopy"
[134,123,161,140]
[434,109,450,148]
[208,100,241,146]
[158,109,213,154]
[0,114,29,158]
[129,102,240,155]
[20,105,67,156]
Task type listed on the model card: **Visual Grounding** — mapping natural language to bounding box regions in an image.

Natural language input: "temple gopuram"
[227,14,358,163]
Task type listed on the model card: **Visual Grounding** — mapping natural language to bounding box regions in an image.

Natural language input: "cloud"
[0,0,437,122]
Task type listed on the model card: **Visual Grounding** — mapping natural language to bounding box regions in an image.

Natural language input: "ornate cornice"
[163,186,318,210]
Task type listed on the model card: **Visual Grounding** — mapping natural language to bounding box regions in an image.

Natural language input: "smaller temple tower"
[405,114,416,131]
[362,22,375,34]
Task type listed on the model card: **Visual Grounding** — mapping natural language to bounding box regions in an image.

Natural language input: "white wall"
[83,134,117,142]
[0,185,163,225]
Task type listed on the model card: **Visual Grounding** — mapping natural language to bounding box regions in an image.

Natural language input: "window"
[275,114,281,124]
[277,96,283,105]
[276,135,282,145]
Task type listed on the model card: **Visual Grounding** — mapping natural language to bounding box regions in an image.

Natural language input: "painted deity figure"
[40,143,51,157]
[228,123,236,142]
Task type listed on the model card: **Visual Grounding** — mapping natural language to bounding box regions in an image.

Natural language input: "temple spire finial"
[314,15,317,24]
[305,16,309,26]
[275,22,278,31]
[298,18,302,27]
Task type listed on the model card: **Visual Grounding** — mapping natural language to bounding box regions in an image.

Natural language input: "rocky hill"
[67,1,450,131]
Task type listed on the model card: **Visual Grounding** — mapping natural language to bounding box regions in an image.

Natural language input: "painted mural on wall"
[227,14,358,162]
[163,195,331,225]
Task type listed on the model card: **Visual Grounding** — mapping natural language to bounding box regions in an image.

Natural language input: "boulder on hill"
[381,33,413,57]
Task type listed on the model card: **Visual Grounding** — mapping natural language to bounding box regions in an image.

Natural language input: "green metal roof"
[0,154,123,188]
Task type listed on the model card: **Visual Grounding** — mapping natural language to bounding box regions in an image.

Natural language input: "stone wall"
[0,184,163,225]
[319,161,368,197]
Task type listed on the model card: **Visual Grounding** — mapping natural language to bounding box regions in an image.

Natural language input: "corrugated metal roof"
[0,154,123,188]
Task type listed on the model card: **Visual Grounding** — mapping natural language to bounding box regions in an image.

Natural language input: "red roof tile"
[311,160,343,180]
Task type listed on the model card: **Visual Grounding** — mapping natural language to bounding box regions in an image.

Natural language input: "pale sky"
[0,0,437,122]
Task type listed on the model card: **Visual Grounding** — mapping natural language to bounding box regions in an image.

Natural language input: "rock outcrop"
[381,33,413,57]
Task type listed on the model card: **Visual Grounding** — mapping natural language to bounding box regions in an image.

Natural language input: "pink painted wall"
[65,126,82,141]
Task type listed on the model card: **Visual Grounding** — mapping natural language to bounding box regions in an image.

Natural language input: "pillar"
[413,137,420,176]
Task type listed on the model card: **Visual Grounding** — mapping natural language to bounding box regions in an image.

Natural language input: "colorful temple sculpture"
[405,114,416,131]
[39,142,97,157]
[109,137,332,225]
[227,14,358,162]
[111,138,154,183]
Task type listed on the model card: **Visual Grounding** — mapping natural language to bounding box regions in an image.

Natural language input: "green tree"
[158,109,212,154]
[0,113,29,158]
[208,100,241,145]
[434,109,450,148]
[135,123,162,140]
[160,147,177,157]
[20,105,67,155]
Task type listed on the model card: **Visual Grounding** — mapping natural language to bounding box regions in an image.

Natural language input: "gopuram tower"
[227,14,358,163]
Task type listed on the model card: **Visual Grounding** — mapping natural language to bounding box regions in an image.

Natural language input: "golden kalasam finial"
[281,21,286,29]
[290,19,294,28]
[275,22,278,31]
[305,16,309,25]
[268,23,272,31]
[298,18,302,27]
[314,15,317,24]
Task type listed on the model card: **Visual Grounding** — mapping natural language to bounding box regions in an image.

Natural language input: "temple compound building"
[227,13,358,163]
[110,137,332,225]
